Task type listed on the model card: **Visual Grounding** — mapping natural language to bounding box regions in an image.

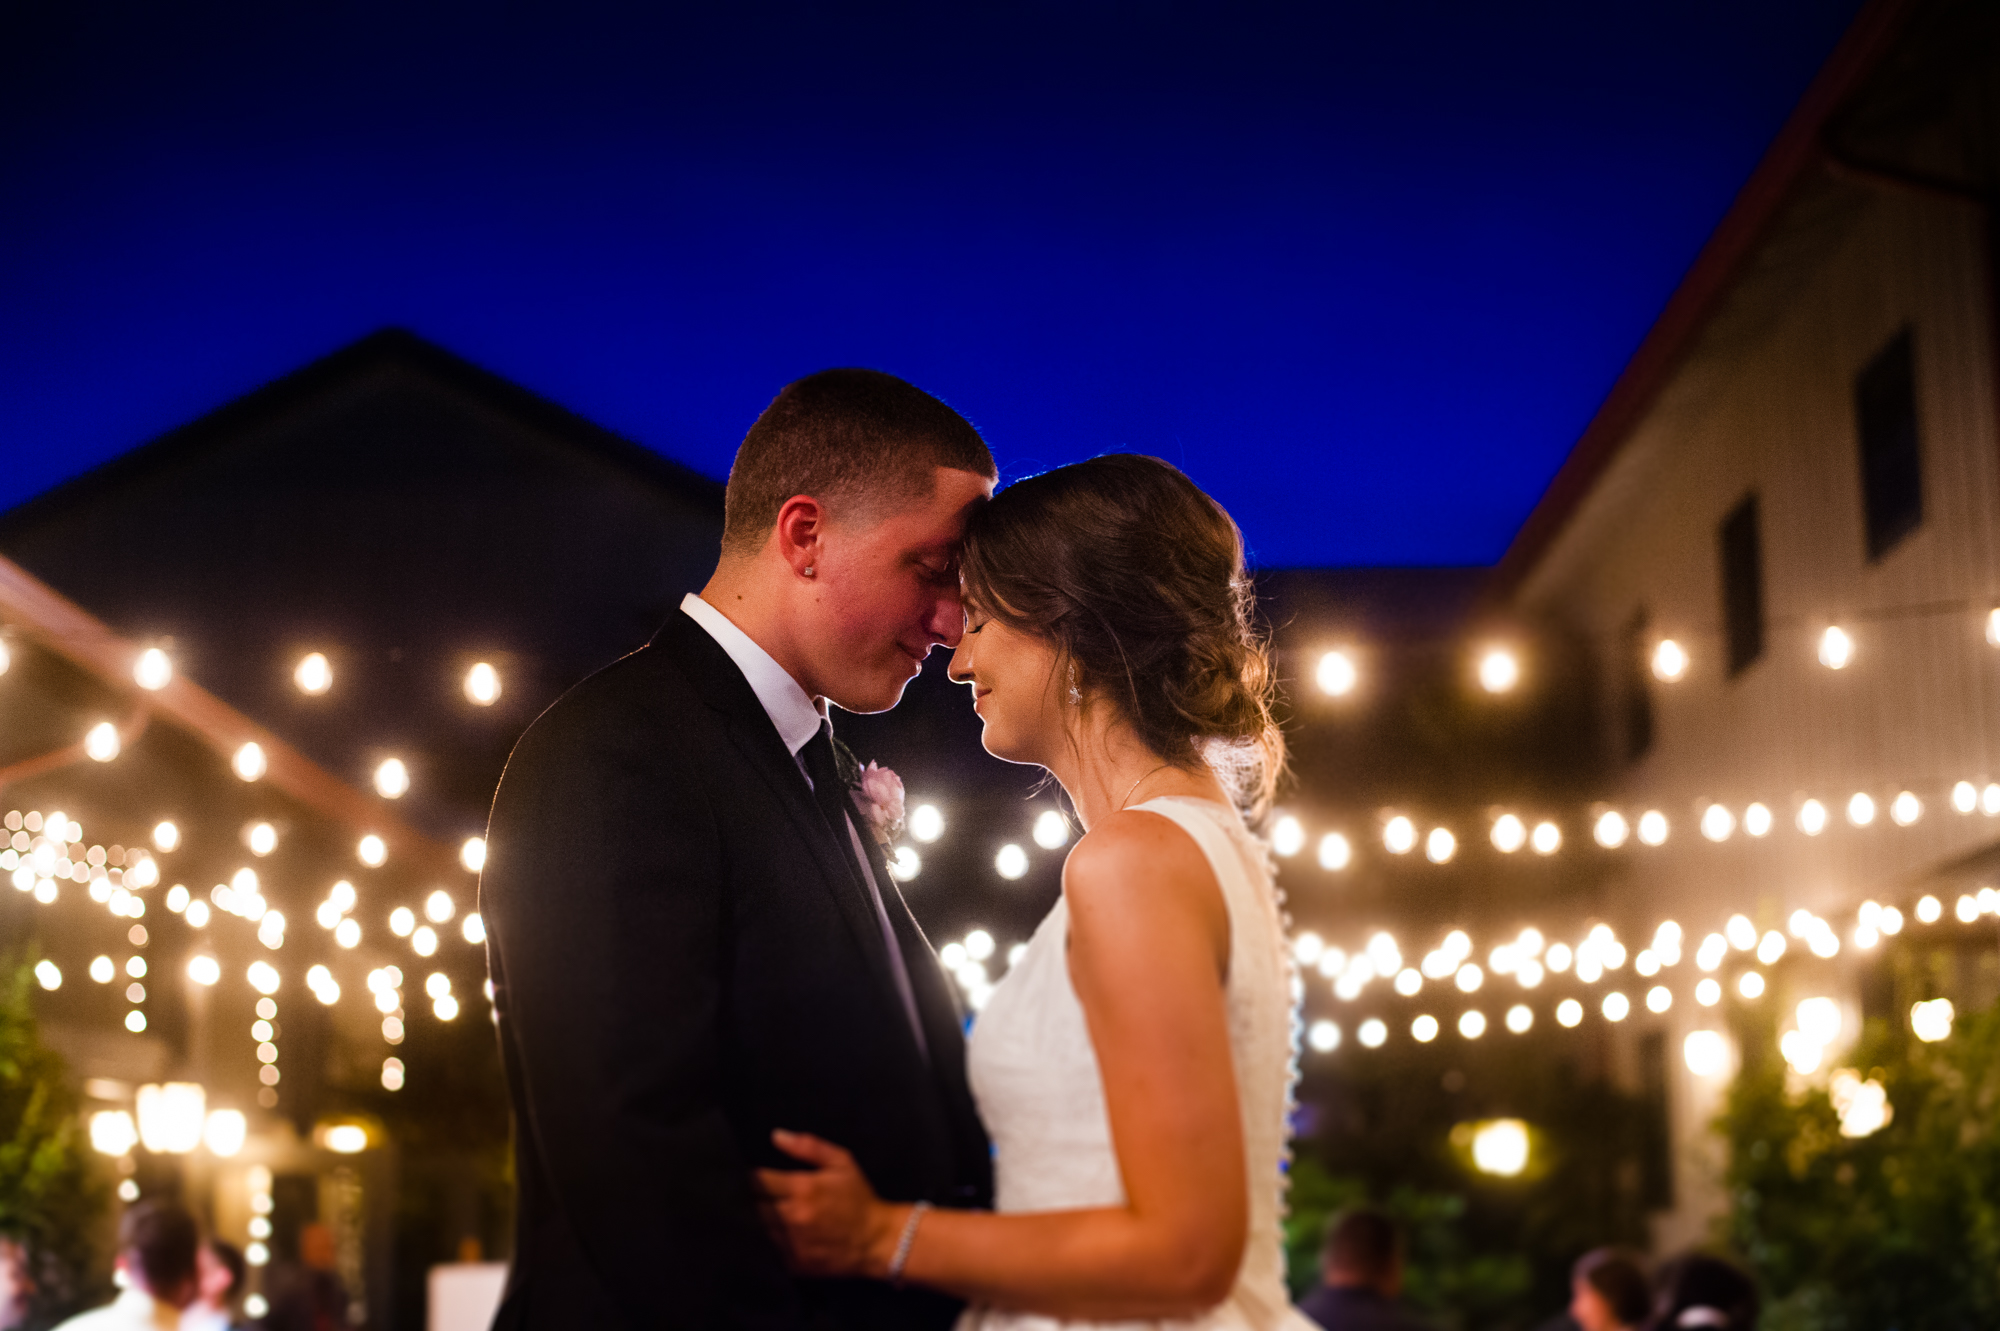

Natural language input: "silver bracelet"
[886,1201,930,1286]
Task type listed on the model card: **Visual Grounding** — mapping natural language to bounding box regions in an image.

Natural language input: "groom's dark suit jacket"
[481,610,992,1330]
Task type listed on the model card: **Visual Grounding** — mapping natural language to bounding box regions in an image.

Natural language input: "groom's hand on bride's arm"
[757,1129,910,1279]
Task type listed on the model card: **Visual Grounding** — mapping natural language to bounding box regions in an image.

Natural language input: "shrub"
[0,955,112,1325]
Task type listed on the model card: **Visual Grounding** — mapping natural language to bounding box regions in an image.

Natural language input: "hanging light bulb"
[1477,648,1520,694]
[1818,626,1854,669]
[1651,639,1688,682]
[133,647,173,691]
[84,722,120,763]
[464,663,502,706]
[1315,650,1358,697]
[295,652,333,694]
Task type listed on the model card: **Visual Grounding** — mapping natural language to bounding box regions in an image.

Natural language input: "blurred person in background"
[180,1239,247,1331]
[52,1201,197,1330]
[1569,1249,1650,1331]
[257,1225,344,1331]
[1644,1254,1758,1331]
[0,1236,35,1331]
[1296,1209,1433,1331]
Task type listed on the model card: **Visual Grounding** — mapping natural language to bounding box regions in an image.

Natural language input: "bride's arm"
[763,809,1247,1322]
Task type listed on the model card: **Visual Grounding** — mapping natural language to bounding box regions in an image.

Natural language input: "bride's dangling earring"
[1067,663,1082,707]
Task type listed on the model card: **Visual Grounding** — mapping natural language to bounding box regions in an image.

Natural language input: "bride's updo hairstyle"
[960,453,1285,819]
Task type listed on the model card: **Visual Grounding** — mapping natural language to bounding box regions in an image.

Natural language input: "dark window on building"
[1622,608,1654,762]
[1855,327,1922,561]
[1719,494,1763,676]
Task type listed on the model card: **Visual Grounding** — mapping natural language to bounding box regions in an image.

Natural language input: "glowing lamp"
[133,647,173,691]
[1315,650,1358,697]
[1470,1119,1529,1176]
[84,722,120,763]
[136,1083,207,1154]
[464,663,502,705]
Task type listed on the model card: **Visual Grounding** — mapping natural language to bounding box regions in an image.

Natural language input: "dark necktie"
[800,721,928,1058]
[799,722,870,896]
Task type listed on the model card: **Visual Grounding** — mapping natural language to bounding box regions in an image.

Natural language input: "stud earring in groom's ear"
[803,566,815,577]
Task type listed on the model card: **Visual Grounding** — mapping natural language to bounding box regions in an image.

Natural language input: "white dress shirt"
[679,594,927,1056]
[51,1286,181,1331]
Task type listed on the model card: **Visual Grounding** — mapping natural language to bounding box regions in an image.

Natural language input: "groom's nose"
[928,588,967,648]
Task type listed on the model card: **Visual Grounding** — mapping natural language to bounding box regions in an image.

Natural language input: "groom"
[481,369,996,1330]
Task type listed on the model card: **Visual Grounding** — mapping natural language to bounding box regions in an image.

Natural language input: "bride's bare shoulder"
[1062,808,1225,939]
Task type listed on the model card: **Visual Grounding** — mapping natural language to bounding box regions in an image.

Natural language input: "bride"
[759,453,1316,1330]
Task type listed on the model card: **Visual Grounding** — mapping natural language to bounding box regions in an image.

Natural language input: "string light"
[1491,814,1526,853]
[1847,793,1876,826]
[1505,1004,1533,1033]
[1651,639,1688,681]
[1530,820,1561,854]
[1818,626,1855,669]
[910,804,945,842]
[374,759,410,799]
[233,743,267,782]
[1383,816,1417,854]
[994,844,1029,880]
[294,653,333,695]
[133,647,173,691]
[84,722,120,763]
[358,834,386,867]
[1412,1014,1440,1042]
[1316,650,1358,697]
[1797,799,1828,835]
[1555,999,1583,1027]
[1593,810,1629,848]
[1425,827,1456,864]
[1700,804,1733,842]
[1477,648,1520,694]
[1637,811,1668,845]
[153,821,179,851]
[464,663,502,706]
[1272,815,1306,857]
[1317,832,1351,870]
[1032,810,1071,850]
[1743,802,1772,837]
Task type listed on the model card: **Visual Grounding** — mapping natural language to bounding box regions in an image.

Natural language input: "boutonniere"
[852,761,907,849]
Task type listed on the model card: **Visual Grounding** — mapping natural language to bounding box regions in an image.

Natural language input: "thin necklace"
[1117,762,1174,812]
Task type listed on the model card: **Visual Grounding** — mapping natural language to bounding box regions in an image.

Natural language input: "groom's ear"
[771,494,827,578]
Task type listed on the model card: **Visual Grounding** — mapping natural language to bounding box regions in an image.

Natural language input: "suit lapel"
[655,613,906,1023]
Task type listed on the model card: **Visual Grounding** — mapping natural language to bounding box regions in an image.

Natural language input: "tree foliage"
[0,955,112,1326]
[1719,988,2000,1331]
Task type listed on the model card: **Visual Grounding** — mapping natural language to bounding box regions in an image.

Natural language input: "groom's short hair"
[723,368,996,554]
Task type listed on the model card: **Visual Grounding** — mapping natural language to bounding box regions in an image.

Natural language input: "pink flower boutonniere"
[853,762,906,848]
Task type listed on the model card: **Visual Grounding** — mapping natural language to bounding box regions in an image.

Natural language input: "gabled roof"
[0,327,724,540]
[1489,0,1923,600]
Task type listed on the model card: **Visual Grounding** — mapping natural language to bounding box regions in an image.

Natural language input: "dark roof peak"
[0,327,724,538]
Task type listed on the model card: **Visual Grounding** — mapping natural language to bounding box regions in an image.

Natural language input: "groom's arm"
[481,700,799,1329]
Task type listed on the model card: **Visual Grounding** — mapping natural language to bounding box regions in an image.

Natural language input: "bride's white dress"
[955,796,1317,1331]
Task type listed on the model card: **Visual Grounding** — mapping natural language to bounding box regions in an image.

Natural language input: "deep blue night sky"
[2,2,1863,567]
